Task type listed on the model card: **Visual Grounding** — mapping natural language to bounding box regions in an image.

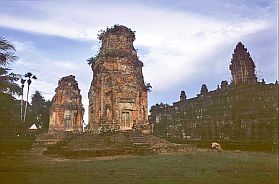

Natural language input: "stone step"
[128,132,151,148]
[131,139,146,142]
[28,146,48,155]
[131,136,145,138]
[131,137,145,139]
[133,142,148,145]
[131,141,148,145]
[134,146,149,148]
[132,142,146,144]
[34,140,60,145]
[133,142,149,145]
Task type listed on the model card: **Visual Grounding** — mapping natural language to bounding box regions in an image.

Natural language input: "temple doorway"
[64,115,73,131]
[121,111,132,129]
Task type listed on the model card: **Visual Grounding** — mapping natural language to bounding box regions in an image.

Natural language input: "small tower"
[180,91,187,101]
[221,80,228,90]
[49,75,84,133]
[229,42,257,85]
[200,84,208,95]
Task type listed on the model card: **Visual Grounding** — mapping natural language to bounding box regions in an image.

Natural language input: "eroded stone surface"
[49,75,84,133]
[230,42,257,85]
[88,25,148,132]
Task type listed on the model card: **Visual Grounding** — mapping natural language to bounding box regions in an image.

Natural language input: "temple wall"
[150,83,278,141]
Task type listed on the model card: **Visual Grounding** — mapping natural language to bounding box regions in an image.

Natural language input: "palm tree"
[23,72,37,124]
[20,78,26,122]
[0,37,20,95]
[0,37,17,65]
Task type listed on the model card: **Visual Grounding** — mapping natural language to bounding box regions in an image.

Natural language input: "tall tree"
[0,37,17,65]
[42,100,52,130]
[0,37,22,137]
[23,72,37,124]
[31,91,45,113]
[29,91,51,131]
[0,37,20,95]
[20,78,26,122]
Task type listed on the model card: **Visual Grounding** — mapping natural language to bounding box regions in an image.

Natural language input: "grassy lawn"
[0,151,277,184]
[168,139,278,153]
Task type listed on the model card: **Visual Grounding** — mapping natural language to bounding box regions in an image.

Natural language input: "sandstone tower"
[229,42,257,85]
[88,25,148,132]
[49,75,84,132]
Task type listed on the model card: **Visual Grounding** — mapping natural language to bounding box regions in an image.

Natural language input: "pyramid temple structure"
[149,42,278,141]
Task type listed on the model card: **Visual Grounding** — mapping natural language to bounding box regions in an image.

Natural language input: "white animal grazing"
[211,142,223,152]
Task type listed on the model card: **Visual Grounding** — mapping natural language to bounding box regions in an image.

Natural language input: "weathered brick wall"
[88,25,148,132]
[49,75,84,133]
[150,83,278,141]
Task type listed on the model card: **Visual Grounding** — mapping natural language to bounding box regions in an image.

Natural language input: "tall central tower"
[88,25,148,132]
[229,42,257,85]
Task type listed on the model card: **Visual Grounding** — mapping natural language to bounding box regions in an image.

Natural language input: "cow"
[211,142,223,152]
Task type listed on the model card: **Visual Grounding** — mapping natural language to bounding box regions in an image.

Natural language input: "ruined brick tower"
[88,25,148,132]
[230,42,257,85]
[49,75,84,133]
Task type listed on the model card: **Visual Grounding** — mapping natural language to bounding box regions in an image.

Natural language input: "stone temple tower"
[49,75,84,133]
[88,25,148,132]
[229,42,257,85]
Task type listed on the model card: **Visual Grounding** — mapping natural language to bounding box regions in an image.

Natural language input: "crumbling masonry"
[88,25,148,132]
[230,42,257,85]
[49,75,84,133]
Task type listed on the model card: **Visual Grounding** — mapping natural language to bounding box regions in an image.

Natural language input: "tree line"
[0,37,51,138]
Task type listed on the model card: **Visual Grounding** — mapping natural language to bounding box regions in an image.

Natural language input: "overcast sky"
[0,0,277,124]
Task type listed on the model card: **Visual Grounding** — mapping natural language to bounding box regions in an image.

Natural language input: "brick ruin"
[230,42,257,85]
[49,75,84,133]
[149,43,278,141]
[88,25,149,132]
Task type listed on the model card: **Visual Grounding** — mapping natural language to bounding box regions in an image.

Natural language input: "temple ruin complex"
[88,25,149,132]
[149,42,278,141]
[49,75,84,133]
